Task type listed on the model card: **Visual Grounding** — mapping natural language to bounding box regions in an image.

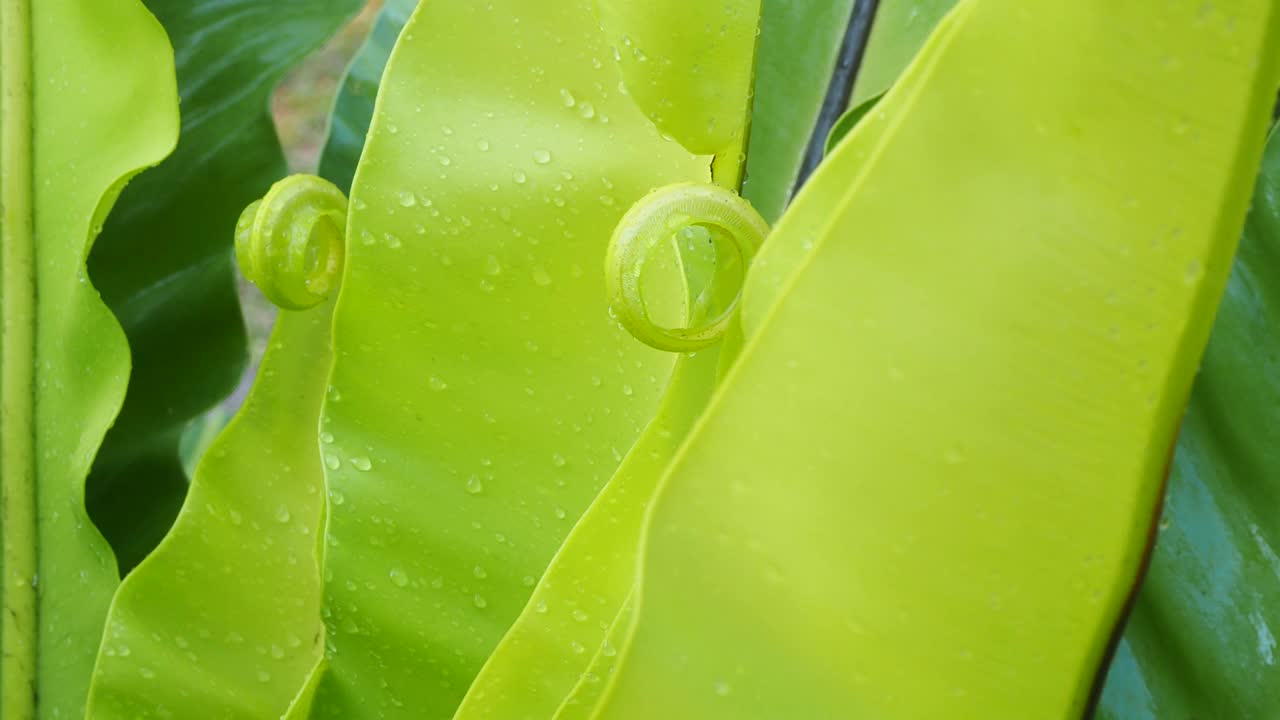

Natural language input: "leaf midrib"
[1,0,37,717]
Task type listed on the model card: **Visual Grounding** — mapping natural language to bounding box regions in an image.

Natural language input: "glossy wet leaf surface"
[319,0,417,193]
[87,295,335,719]
[309,1,709,716]
[592,0,1280,717]
[0,1,178,717]
[85,0,363,572]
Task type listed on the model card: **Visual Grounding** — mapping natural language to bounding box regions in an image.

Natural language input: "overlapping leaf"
[0,2,178,717]
[84,0,363,573]
[857,2,1280,714]
[591,0,1280,716]
[308,1,712,716]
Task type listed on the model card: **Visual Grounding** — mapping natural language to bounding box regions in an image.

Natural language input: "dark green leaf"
[319,0,417,192]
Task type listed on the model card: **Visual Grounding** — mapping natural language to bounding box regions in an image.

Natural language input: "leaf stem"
[791,0,880,194]
[1,0,37,716]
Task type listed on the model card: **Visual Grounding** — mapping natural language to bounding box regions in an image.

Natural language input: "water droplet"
[330,489,346,505]
[559,88,576,107]
[429,375,448,391]
[572,608,589,623]
[324,454,340,470]
[139,667,156,680]
[229,510,243,526]
[441,125,454,136]
[570,640,586,654]
[397,191,416,207]
[485,255,502,276]
[578,102,595,119]
[274,505,292,523]
[477,139,490,151]
[533,267,552,286]
[1184,259,1203,284]
[554,506,567,520]
[513,170,527,184]
[465,475,485,495]
[622,384,634,397]
[320,432,334,444]
[522,575,536,587]
[473,594,488,609]
[438,155,452,166]
[533,149,552,165]
[257,670,272,683]
[350,456,373,472]
[386,123,399,134]
[552,452,567,468]
[590,375,602,387]
[714,680,732,697]
[535,599,548,613]
[389,568,410,587]
[473,565,488,579]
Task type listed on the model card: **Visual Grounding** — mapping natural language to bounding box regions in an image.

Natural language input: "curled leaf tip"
[235,174,348,311]
[606,182,768,352]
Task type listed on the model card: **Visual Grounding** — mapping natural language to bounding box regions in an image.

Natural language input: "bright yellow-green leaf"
[85,177,344,719]
[307,1,714,716]
[596,0,760,161]
[851,0,959,107]
[456,180,767,718]
[0,1,177,717]
[593,0,1280,717]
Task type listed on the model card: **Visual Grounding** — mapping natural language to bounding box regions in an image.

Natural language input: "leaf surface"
[87,290,336,718]
[593,0,1280,717]
[84,0,362,572]
[309,1,710,716]
[1097,126,1280,719]
[0,1,178,717]
[850,0,959,106]
[319,0,418,193]
[857,2,1280,713]
[741,0,859,222]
